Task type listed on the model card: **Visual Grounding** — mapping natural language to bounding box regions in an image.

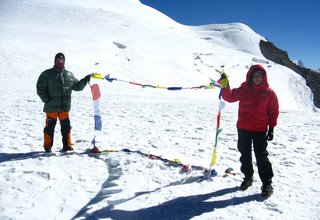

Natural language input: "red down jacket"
[222,64,279,132]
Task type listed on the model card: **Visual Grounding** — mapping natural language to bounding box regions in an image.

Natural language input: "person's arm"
[36,72,50,103]
[267,91,279,141]
[219,71,241,103]
[72,74,91,91]
[268,91,279,128]
[221,86,242,103]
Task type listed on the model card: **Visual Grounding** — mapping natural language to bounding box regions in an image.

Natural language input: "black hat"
[55,52,65,60]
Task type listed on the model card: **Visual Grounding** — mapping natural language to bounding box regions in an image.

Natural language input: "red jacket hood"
[244,64,269,89]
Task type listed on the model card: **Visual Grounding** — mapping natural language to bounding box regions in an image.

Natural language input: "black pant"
[237,129,273,184]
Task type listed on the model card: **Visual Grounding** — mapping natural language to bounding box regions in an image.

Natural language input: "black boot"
[44,147,52,153]
[240,177,253,191]
[61,146,74,152]
[261,184,273,197]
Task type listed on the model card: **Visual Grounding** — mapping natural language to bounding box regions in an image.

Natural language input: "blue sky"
[140,0,320,69]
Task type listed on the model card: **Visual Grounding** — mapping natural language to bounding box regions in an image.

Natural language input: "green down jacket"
[36,67,87,112]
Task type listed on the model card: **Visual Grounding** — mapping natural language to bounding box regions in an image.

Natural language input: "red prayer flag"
[91,84,101,101]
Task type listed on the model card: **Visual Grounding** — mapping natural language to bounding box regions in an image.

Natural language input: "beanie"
[55,52,65,60]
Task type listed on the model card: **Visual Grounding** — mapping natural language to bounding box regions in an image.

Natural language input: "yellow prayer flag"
[91,73,105,79]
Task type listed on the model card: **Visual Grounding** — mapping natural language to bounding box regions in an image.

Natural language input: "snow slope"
[1,0,319,219]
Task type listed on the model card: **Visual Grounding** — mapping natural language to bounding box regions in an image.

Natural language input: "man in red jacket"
[219,64,279,197]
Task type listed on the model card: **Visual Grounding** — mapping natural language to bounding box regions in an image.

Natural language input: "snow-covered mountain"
[1,0,319,219]
[292,59,305,68]
[0,0,315,111]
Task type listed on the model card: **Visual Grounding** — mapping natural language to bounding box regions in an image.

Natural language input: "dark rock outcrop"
[260,40,320,108]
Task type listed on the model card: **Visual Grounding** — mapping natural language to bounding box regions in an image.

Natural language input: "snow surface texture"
[0,0,319,219]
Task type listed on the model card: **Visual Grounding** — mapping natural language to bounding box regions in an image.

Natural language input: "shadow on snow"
[0,151,95,163]
[72,158,264,220]
[72,184,264,220]
[0,151,54,163]
[0,151,264,220]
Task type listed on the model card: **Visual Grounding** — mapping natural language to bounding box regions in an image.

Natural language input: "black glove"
[84,74,91,83]
[266,127,274,141]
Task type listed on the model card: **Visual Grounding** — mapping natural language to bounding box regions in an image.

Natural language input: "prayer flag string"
[91,73,221,90]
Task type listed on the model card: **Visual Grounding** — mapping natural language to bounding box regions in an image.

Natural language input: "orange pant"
[43,112,72,149]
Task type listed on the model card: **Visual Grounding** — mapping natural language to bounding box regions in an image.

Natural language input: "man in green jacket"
[36,52,91,152]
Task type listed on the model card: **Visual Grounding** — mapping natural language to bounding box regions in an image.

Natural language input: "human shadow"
[0,151,55,163]
[72,160,219,220]
[0,149,100,163]
[73,186,264,220]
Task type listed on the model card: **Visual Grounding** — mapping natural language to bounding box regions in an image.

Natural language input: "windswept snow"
[0,0,319,219]
[190,23,266,56]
